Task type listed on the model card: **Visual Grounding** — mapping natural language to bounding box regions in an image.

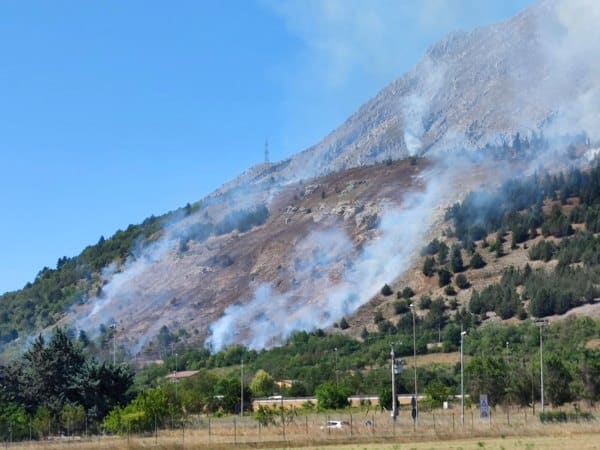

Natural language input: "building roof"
[165,370,200,381]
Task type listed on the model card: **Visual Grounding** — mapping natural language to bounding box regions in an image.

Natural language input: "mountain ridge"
[2,0,600,358]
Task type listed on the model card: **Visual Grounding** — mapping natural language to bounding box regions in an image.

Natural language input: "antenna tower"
[264,139,270,164]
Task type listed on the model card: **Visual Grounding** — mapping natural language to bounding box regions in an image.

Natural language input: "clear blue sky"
[0,0,533,294]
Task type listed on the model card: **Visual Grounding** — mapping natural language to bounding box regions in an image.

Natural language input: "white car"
[321,420,350,430]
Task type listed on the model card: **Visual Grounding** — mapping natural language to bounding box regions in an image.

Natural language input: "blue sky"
[0,0,533,294]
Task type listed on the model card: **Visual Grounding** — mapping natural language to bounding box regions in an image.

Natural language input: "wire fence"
[2,405,599,449]
[189,406,599,446]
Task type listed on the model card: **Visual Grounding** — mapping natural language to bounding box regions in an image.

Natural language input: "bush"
[438,268,452,287]
[339,317,349,330]
[449,244,464,273]
[419,295,432,310]
[380,284,393,296]
[401,287,415,299]
[470,252,486,269]
[538,411,594,423]
[393,300,410,315]
[423,257,436,277]
[455,274,470,289]
[373,311,384,324]
[316,382,350,410]
[444,285,457,296]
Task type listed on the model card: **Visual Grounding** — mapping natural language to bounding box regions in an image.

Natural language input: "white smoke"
[206,161,457,351]
[401,56,447,155]
[536,0,600,141]
[73,234,177,335]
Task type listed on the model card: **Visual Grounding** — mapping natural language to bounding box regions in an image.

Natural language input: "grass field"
[4,407,599,450]
[279,433,600,449]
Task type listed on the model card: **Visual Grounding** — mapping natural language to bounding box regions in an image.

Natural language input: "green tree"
[470,252,486,269]
[380,284,393,296]
[60,403,85,435]
[250,370,275,398]
[455,274,470,289]
[437,242,449,265]
[339,317,350,330]
[449,244,464,273]
[422,257,435,277]
[315,382,350,410]
[32,406,52,439]
[103,388,169,435]
[20,328,86,414]
[466,355,508,406]
[423,381,452,408]
[438,268,452,287]
[0,400,29,441]
[545,354,573,406]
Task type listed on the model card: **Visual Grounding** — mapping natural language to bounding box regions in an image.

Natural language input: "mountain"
[217,0,598,190]
[2,0,599,358]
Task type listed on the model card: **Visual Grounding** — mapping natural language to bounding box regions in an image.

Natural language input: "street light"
[240,359,244,417]
[409,303,418,426]
[390,345,397,421]
[334,347,339,387]
[110,322,117,365]
[535,319,548,413]
[460,330,467,425]
[175,353,179,401]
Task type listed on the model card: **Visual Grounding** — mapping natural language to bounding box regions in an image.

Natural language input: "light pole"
[460,330,467,425]
[535,319,548,413]
[410,303,418,426]
[391,345,397,421]
[175,353,179,401]
[334,347,339,387]
[240,359,244,417]
[110,322,117,365]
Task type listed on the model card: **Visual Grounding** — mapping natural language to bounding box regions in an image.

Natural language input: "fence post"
[282,408,286,441]
[433,412,436,432]
[154,414,158,446]
[471,411,474,432]
[208,417,211,445]
[234,417,237,445]
[507,406,510,426]
[524,408,527,425]
[305,415,308,435]
[350,412,353,437]
[452,412,455,432]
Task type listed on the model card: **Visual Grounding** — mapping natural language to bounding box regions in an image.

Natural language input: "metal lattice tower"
[264,139,270,164]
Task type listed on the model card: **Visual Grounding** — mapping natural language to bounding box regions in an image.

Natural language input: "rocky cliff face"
[218,0,598,193]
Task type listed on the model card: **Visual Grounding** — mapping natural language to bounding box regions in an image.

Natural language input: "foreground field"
[5,431,600,450]
[4,408,600,450]
[281,433,600,449]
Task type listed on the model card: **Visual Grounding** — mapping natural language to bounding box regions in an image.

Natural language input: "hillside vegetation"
[0,201,270,348]
[2,162,600,440]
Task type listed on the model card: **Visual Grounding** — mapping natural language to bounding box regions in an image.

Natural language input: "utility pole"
[111,322,117,365]
[334,348,339,387]
[410,303,418,427]
[391,345,397,421]
[175,353,178,401]
[240,359,244,417]
[461,329,467,426]
[535,319,548,413]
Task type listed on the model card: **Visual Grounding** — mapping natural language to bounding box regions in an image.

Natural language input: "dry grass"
[6,408,599,450]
